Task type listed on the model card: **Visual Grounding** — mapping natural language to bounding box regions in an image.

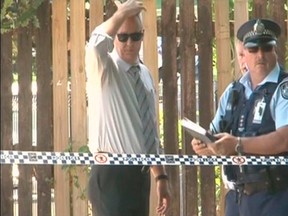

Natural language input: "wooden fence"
[1,0,287,216]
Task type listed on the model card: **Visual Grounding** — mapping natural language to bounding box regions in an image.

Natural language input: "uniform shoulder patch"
[280,80,288,99]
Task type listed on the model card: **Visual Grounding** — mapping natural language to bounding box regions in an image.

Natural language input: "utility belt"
[234,166,288,195]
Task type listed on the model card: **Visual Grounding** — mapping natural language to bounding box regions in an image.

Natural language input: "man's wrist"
[235,137,244,155]
[155,174,169,182]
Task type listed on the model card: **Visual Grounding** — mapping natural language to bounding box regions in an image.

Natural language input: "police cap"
[236,19,281,48]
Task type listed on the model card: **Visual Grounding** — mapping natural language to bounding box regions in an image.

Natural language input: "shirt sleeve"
[87,27,114,51]
[85,28,114,77]
[270,78,288,129]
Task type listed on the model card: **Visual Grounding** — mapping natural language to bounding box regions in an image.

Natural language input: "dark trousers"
[88,165,151,216]
[225,188,288,216]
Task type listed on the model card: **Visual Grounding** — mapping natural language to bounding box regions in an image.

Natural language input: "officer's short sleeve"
[270,78,288,129]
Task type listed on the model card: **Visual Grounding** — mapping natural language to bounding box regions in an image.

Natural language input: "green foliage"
[78,144,91,153]
[1,0,45,33]
[62,142,91,201]
[214,166,222,203]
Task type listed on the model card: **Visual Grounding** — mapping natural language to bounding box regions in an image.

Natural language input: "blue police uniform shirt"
[211,63,288,133]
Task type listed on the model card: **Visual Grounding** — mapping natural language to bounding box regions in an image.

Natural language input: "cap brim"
[244,40,276,48]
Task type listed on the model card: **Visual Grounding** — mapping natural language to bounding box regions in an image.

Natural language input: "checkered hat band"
[243,29,276,42]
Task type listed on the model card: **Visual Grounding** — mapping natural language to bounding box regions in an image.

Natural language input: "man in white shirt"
[85,1,171,215]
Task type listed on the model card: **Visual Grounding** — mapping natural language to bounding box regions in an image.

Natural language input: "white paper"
[181,118,217,143]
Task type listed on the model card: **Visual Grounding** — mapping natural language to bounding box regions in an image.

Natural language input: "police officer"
[191,18,288,216]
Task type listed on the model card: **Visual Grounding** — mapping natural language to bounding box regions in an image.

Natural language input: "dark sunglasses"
[247,45,274,53]
[117,32,144,43]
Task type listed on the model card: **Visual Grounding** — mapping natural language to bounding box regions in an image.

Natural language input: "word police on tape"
[1,150,288,166]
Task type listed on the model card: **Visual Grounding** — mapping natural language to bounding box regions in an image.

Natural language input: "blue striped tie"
[128,66,155,148]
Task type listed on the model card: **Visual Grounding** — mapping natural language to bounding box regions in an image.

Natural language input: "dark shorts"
[225,188,288,216]
[88,165,151,216]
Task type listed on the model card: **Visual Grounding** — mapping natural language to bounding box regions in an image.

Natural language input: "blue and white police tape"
[1,150,288,166]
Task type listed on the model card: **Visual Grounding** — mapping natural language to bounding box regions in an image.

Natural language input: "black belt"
[242,178,288,195]
[236,169,288,195]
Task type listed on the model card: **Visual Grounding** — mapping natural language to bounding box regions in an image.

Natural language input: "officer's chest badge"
[280,81,288,99]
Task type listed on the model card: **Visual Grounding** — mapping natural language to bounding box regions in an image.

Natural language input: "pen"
[211,122,218,134]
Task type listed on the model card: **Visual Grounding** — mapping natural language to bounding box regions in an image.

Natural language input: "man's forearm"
[97,7,127,37]
[150,165,168,178]
[242,126,288,155]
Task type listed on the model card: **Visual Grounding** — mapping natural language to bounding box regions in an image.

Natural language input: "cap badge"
[253,19,265,34]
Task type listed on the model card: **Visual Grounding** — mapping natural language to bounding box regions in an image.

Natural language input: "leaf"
[78,145,90,153]
[1,0,45,33]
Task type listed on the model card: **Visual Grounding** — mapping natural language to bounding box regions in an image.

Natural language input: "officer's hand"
[207,133,237,155]
[191,138,214,155]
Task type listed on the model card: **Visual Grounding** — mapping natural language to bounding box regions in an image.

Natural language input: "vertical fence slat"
[142,1,159,215]
[269,0,286,65]
[215,0,232,93]
[89,0,104,34]
[35,1,53,216]
[234,0,248,77]
[197,0,214,127]
[52,0,70,215]
[87,0,105,155]
[198,0,216,215]
[17,25,33,216]
[143,0,159,87]
[161,0,180,215]
[105,0,118,20]
[70,0,88,215]
[1,31,14,216]
[179,0,198,215]
[253,0,267,18]
[215,2,233,215]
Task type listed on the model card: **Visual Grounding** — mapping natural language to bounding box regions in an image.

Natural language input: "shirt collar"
[111,49,140,72]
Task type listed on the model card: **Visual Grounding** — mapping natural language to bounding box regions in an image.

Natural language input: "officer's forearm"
[241,126,288,155]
